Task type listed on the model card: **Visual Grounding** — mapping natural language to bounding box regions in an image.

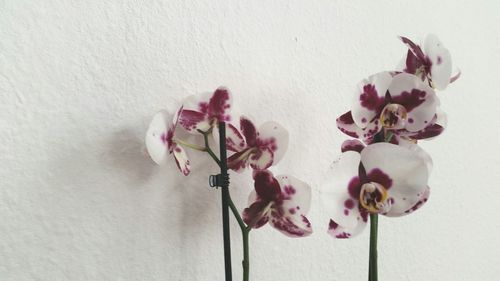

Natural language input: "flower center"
[380,103,408,129]
[359,182,389,213]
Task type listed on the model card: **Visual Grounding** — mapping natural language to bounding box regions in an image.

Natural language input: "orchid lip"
[359,182,389,213]
[380,103,408,129]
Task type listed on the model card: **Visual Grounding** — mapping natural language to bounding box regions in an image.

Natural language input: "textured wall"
[1,1,499,280]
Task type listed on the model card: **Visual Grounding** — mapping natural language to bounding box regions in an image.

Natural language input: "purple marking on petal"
[341,139,365,153]
[240,117,257,146]
[328,219,338,230]
[359,84,385,112]
[178,109,207,131]
[253,170,281,201]
[391,89,427,112]
[406,124,444,140]
[436,56,442,65]
[347,176,362,199]
[408,118,414,123]
[366,168,393,189]
[289,208,296,214]
[344,199,355,209]
[343,209,349,216]
[208,87,231,121]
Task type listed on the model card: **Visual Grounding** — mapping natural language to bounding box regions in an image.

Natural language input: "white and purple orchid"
[243,170,312,237]
[323,141,431,238]
[145,108,191,176]
[178,87,232,133]
[337,72,444,144]
[400,34,459,90]
[227,116,289,172]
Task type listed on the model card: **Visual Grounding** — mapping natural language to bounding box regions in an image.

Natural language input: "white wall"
[1,1,499,280]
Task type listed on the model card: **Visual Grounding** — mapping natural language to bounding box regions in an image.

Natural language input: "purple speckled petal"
[361,143,429,215]
[276,174,312,214]
[351,72,392,128]
[400,36,426,63]
[257,121,289,165]
[389,73,438,132]
[225,123,246,152]
[240,116,258,147]
[208,87,232,122]
[253,170,281,202]
[341,139,365,153]
[327,215,367,239]
[336,111,381,141]
[321,151,363,229]
[248,147,274,170]
[242,199,271,228]
[178,109,211,133]
[227,149,251,172]
[145,110,170,165]
[268,210,312,237]
[172,144,191,176]
[424,34,452,90]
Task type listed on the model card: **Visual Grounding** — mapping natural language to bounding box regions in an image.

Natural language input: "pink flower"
[178,87,232,133]
[145,108,191,176]
[243,170,312,237]
[323,141,432,238]
[337,72,443,143]
[226,116,289,172]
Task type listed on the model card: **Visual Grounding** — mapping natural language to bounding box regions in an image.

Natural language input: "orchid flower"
[145,108,191,175]
[323,141,431,238]
[243,170,312,237]
[337,72,443,143]
[227,116,289,172]
[400,34,460,90]
[178,87,232,133]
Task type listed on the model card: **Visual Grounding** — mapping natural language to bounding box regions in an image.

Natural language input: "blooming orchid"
[400,34,459,90]
[323,141,431,238]
[145,108,191,175]
[226,116,289,172]
[337,72,443,143]
[243,170,312,237]
[178,87,232,133]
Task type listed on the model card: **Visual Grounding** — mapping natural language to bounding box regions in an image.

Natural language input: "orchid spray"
[324,34,459,280]
[145,87,312,281]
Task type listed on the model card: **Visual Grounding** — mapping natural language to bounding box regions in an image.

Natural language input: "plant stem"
[368,213,378,281]
[228,197,251,281]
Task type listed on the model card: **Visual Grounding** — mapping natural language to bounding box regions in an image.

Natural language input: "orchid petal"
[341,139,365,153]
[257,121,289,165]
[253,170,281,201]
[178,109,211,133]
[248,147,274,170]
[389,73,438,132]
[172,144,191,176]
[400,36,426,62]
[327,216,367,239]
[276,174,312,214]
[361,143,429,216]
[240,116,258,147]
[268,210,312,237]
[225,123,246,152]
[243,199,271,228]
[227,149,250,172]
[351,72,392,128]
[145,111,170,165]
[321,151,363,229]
[337,111,381,141]
[208,87,232,122]
[424,34,452,90]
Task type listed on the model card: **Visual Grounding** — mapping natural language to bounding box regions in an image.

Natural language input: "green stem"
[228,197,251,281]
[200,128,250,281]
[368,213,378,281]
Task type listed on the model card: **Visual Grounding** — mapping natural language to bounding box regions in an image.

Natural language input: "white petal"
[424,34,452,90]
[276,174,312,214]
[361,143,429,216]
[327,216,367,239]
[257,121,289,164]
[351,72,393,128]
[145,111,170,165]
[385,186,430,217]
[389,73,438,132]
[321,151,362,229]
[172,145,191,176]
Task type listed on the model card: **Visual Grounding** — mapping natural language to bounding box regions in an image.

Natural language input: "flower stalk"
[368,213,378,281]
